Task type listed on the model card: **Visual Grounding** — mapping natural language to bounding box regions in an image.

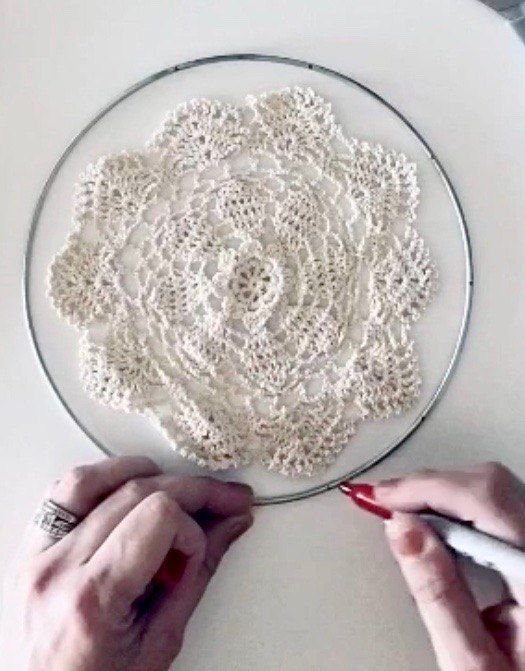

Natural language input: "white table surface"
[1,1,525,669]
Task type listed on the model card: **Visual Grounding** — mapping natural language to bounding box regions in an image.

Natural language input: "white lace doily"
[48,87,437,477]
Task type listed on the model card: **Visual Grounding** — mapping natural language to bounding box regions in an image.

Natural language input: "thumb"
[385,512,510,671]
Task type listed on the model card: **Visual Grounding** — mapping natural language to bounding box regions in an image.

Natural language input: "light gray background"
[1,1,525,669]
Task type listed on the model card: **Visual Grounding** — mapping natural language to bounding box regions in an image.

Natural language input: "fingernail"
[154,549,188,589]
[226,513,253,540]
[340,482,374,498]
[227,481,254,496]
[339,482,392,520]
[384,513,425,556]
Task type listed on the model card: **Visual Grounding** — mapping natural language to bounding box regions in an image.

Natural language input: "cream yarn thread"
[48,87,437,476]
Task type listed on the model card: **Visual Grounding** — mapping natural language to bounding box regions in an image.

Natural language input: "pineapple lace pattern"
[48,87,437,477]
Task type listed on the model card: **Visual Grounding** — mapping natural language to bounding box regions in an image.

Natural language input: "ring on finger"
[33,499,80,541]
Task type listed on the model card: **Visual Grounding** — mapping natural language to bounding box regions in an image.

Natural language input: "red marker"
[153,549,188,589]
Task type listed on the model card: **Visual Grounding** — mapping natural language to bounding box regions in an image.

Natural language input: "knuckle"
[476,461,511,504]
[59,465,95,498]
[145,491,178,518]
[23,558,55,599]
[121,477,151,501]
[72,578,102,638]
[411,547,459,606]
[412,570,459,606]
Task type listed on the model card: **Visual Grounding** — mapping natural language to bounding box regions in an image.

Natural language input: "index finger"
[151,475,254,516]
[64,475,252,562]
[374,462,525,547]
[385,512,511,671]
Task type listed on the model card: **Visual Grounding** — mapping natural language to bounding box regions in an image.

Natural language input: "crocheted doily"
[48,87,437,477]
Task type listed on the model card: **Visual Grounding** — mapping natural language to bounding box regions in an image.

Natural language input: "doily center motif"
[48,87,437,477]
[228,255,283,321]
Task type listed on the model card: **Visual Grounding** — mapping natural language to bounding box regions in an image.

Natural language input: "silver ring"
[23,54,473,506]
[33,500,79,540]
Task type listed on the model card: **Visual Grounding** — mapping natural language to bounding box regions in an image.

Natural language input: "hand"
[16,456,253,671]
[374,463,525,670]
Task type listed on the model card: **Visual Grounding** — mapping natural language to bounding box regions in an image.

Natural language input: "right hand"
[12,456,253,671]
[375,462,525,670]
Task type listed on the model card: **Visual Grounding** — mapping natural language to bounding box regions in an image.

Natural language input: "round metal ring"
[23,53,473,506]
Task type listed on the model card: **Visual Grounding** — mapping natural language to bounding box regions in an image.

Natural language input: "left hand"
[12,456,253,671]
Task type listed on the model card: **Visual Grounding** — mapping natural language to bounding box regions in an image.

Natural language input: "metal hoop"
[23,53,473,506]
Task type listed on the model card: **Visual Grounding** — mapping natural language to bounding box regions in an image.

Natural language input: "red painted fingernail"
[153,549,188,589]
[340,482,374,499]
[339,482,392,520]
